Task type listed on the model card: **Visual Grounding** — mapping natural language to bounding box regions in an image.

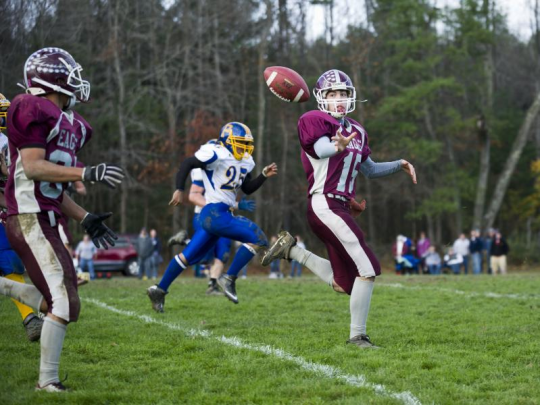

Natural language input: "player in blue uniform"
[191,165,256,294]
[148,122,277,311]
[0,93,43,341]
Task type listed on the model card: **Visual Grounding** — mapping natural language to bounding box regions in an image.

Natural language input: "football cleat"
[35,381,67,392]
[167,230,189,247]
[217,274,239,304]
[346,334,380,349]
[147,285,168,313]
[260,231,296,266]
[23,314,44,342]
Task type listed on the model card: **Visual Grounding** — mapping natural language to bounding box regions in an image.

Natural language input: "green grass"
[1,272,540,404]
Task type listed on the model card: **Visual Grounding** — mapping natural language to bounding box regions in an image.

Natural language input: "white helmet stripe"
[333,69,341,84]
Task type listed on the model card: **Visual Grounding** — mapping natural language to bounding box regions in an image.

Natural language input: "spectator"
[75,234,97,280]
[289,235,306,278]
[392,235,419,275]
[443,247,463,275]
[484,228,496,274]
[453,233,470,274]
[490,231,509,275]
[416,231,431,274]
[136,228,154,280]
[422,245,442,275]
[469,229,484,275]
[149,229,163,281]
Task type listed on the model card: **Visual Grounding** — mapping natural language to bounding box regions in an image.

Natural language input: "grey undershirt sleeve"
[360,157,402,179]
[313,136,338,159]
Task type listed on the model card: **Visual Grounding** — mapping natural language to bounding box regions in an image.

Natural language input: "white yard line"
[378,283,540,299]
[84,297,421,405]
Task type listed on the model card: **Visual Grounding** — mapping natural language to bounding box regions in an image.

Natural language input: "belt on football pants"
[325,193,349,202]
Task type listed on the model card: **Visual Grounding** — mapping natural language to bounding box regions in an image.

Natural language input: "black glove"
[83,163,125,189]
[81,212,117,249]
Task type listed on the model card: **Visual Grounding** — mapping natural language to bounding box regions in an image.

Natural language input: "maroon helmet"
[313,69,356,118]
[22,47,90,109]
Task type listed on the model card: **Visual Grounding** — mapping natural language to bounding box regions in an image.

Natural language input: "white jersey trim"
[13,152,40,213]
[20,213,71,321]
[306,152,329,195]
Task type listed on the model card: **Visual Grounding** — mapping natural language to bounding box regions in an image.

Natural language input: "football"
[264,66,310,103]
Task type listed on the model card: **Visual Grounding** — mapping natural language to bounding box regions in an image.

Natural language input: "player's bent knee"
[52,294,80,323]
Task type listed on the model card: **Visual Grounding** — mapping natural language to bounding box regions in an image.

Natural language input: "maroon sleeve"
[8,97,49,149]
[297,113,333,159]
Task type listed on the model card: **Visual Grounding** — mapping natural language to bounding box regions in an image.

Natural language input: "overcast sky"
[306,0,534,42]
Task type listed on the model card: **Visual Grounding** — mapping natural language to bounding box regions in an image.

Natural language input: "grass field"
[1,272,539,404]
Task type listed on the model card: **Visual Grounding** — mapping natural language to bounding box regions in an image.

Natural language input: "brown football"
[264,66,310,103]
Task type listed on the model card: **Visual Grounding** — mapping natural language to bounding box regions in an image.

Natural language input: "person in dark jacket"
[149,229,163,280]
[469,229,484,275]
[490,231,509,275]
[136,228,154,280]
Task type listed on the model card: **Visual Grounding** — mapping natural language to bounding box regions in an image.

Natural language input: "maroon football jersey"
[5,94,92,216]
[298,110,371,200]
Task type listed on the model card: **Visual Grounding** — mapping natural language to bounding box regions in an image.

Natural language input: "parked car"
[91,235,139,276]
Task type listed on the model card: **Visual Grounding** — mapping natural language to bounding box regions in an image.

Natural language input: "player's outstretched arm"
[240,163,278,195]
[20,148,126,189]
[400,160,417,184]
[21,148,85,182]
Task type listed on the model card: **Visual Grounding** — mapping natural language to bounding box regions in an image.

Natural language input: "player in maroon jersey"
[0,48,124,391]
[262,69,416,348]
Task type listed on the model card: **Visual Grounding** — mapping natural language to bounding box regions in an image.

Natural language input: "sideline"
[378,282,540,299]
[84,297,422,405]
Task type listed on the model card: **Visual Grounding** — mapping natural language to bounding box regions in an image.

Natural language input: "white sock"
[289,246,333,286]
[210,259,224,279]
[349,278,374,338]
[39,317,67,387]
[0,276,43,311]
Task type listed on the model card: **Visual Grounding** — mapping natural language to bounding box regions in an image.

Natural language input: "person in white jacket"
[452,234,470,274]
[444,247,464,275]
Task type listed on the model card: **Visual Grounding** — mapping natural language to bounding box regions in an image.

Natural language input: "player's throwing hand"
[400,160,417,184]
[332,128,357,153]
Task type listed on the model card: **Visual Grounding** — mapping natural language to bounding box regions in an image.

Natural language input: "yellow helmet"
[0,93,9,132]
[218,122,254,161]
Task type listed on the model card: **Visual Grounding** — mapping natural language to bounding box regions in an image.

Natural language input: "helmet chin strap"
[63,96,77,111]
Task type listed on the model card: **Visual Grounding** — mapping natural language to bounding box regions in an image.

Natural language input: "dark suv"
[93,235,139,276]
